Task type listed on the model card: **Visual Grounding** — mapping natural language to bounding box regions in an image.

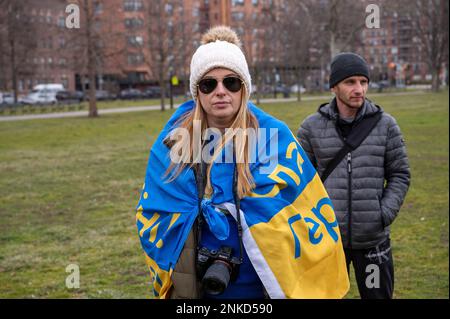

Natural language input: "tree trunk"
[159,72,165,112]
[255,67,261,105]
[86,0,97,118]
[183,73,189,102]
[431,67,440,92]
[88,68,98,117]
[330,32,338,59]
[10,39,18,103]
[160,90,165,111]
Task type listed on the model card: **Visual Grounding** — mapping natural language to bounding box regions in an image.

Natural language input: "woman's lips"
[213,102,230,108]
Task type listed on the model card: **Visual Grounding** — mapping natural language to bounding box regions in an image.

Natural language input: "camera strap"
[194,160,206,251]
[193,140,244,265]
[232,161,244,265]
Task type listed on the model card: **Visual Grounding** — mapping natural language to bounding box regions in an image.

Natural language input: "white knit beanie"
[190,26,251,101]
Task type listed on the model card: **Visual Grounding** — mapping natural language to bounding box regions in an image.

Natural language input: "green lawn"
[0,90,448,298]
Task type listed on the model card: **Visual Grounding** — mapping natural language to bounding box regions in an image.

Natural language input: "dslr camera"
[196,246,241,295]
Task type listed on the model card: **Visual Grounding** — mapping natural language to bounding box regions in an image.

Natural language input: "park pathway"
[0,91,426,122]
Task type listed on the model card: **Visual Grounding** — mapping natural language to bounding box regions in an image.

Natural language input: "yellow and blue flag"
[136,100,349,299]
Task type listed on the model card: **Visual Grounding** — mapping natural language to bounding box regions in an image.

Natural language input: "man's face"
[331,75,368,111]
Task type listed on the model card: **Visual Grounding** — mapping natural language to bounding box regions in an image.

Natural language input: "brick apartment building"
[359,7,429,86]
[0,0,438,95]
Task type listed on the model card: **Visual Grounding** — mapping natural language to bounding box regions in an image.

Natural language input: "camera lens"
[202,261,231,295]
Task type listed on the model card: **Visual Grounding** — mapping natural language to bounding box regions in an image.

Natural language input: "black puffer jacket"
[297,98,410,249]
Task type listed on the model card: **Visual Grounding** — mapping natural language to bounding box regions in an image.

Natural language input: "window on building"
[232,12,245,21]
[124,0,143,12]
[94,2,103,14]
[58,16,65,27]
[48,37,53,49]
[128,53,144,65]
[95,21,102,30]
[59,37,66,48]
[232,0,244,5]
[61,76,69,88]
[125,18,144,28]
[127,35,144,47]
[165,3,173,15]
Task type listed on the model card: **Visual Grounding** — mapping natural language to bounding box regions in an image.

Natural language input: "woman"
[136,26,349,299]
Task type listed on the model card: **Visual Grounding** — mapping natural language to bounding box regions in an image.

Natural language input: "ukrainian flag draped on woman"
[136,100,349,299]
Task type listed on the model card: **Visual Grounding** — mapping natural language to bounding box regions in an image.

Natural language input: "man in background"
[297,52,410,298]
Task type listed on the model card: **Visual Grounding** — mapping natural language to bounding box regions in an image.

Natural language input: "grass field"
[0,90,448,299]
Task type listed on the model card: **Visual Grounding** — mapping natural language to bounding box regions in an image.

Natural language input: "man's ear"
[330,86,337,94]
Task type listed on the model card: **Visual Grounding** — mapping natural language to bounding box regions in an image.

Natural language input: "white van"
[0,92,15,105]
[20,83,64,105]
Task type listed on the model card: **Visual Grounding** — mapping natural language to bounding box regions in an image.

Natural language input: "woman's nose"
[214,81,227,95]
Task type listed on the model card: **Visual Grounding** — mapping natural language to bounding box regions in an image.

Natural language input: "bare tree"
[278,0,313,101]
[399,0,449,91]
[67,0,126,117]
[0,0,38,102]
[144,0,174,111]
[323,0,367,59]
[247,0,283,102]
[173,1,197,103]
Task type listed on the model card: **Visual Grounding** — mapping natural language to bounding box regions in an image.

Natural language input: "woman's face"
[198,68,243,129]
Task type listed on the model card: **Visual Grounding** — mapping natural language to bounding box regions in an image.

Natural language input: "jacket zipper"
[347,152,353,248]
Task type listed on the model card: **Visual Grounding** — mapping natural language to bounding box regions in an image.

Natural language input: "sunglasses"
[197,76,243,94]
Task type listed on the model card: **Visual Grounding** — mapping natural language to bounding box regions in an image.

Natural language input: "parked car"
[96,90,116,101]
[75,91,86,101]
[143,86,170,98]
[290,85,306,94]
[369,82,380,89]
[252,85,275,95]
[119,88,143,100]
[19,83,64,105]
[56,90,84,104]
[0,92,15,105]
[85,90,116,101]
[369,80,390,92]
[275,84,290,97]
